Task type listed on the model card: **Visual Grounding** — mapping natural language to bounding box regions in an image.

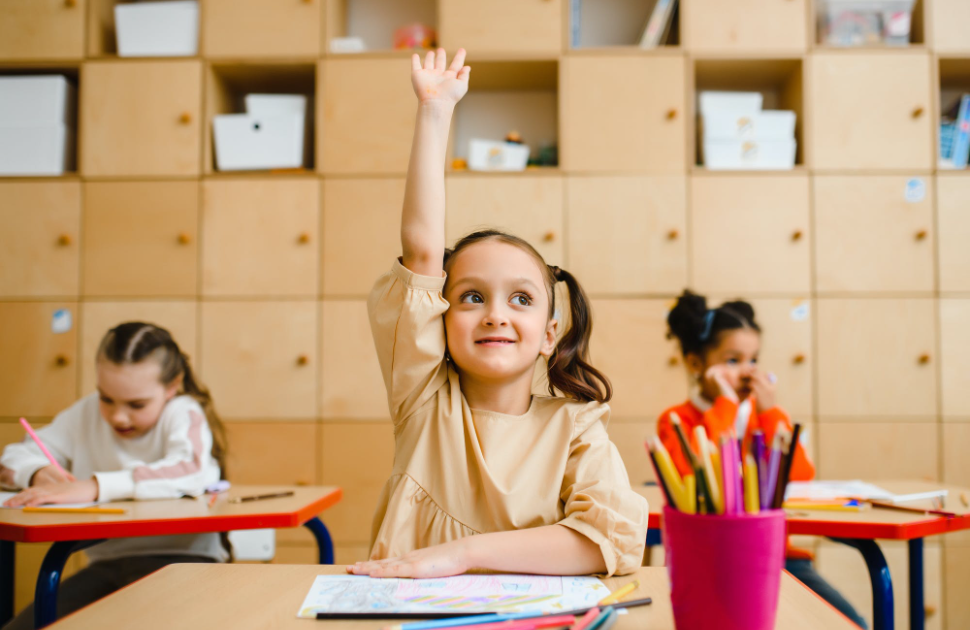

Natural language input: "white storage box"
[0,76,76,126]
[468,139,530,171]
[702,110,797,141]
[818,0,915,46]
[213,114,305,171]
[0,126,76,176]
[699,91,763,119]
[702,139,797,171]
[244,94,307,118]
[115,1,199,57]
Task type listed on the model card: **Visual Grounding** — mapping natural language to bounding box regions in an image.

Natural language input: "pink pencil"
[19,417,69,477]
[719,436,737,515]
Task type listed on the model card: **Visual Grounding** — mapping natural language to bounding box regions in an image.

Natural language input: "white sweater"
[1,393,227,563]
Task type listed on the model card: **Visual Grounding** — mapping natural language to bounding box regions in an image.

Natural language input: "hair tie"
[698,310,716,342]
[548,265,563,282]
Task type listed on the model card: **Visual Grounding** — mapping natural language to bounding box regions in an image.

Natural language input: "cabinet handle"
[667,229,679,241]
[543,231,556,243]
[177,233,192,245]
[791,230,803,242]
[918,353,931,365]
[55,355,70,367]
[179,112,192,124]
[666,109,678,120]
[668,356,679,367]
[297,233,311,244]
[914,229,927,241]
[793,354,806,365]
[297,355,310,366]
[64,0,77,7]
[911,106,924,119]
[57,234,72,246]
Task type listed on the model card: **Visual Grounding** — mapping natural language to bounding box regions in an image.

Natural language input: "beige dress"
[366,260,649,576]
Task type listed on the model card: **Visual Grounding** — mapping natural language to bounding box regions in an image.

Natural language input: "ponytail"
[545,266,612,403]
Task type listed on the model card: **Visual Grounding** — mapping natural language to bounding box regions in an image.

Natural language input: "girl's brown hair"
[96,322,228,478]
[444,230,612,403]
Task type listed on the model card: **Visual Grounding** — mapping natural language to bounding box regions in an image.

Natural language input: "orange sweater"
[657,396,815,559]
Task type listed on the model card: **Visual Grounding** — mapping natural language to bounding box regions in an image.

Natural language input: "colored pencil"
[19,417,70,477]
[569,608,601,630]
[719,437,737,515]
[753,431,768,510]
[228,491,294,503]
[23,506,126,514]
[365,600,652,624]
[772,424,801,509]
[598,579,639,606]
[651,438,689,512]
[644,441,674,507]
[694,427,723,514]
[764,430,786,509]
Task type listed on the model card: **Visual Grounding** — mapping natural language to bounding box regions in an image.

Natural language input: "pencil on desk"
[228,491,294,504]
[598,579,639,606]
[207,493,218,508]
[23,506,126,514]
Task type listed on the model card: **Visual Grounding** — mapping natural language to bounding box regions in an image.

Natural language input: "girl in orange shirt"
[658,290,867,629]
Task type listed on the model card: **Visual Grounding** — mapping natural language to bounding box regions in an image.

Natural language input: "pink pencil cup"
[662,506,787,630]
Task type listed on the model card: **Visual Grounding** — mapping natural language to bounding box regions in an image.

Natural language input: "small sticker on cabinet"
[51,309,72,334]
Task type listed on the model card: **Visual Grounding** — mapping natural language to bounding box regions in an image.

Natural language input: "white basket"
[115,1,199,57]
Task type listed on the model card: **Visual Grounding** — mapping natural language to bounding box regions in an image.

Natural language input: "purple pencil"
[731,437,744,514]
[753,431,768,510]
[720,436,737,515]
[764,431,785,510]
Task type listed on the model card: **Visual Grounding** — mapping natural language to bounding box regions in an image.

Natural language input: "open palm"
[411,48,470,104]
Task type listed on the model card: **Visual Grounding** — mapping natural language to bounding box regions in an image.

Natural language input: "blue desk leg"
[646,528,662,548]
[831,537,893,630]
[303,517,334,565]
[1,540,14,626]
[34,539,104,630]
[909,538,924,630]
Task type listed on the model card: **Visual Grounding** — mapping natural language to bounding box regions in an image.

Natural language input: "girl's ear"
[684,353,705,379]
[539,318,559,358]
[164,374,183,401]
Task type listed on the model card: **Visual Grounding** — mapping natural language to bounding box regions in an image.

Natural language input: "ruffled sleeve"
[558,403,649,576]
[367,259,451,427]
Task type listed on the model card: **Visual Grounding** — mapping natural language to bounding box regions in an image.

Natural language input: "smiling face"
[96,357,179,439]
[443,240,558,385]
[687,327,762,401]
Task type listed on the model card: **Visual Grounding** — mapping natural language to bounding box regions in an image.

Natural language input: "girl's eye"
[129,403,145,410]
[511,294,532,307]
[460,292,483,304]
[99,397,112,405]
[726,358,739,365]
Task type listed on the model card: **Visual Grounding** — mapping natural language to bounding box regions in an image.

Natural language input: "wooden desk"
[47,564,859,630]
[636,481,970,630]
[0,485,342,629]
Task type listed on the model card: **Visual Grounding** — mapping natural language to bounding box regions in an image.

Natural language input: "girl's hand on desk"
[347,538,469,579]
[0,465,18,490]
[4,479,98,507]
[411,48,470,105]
[30,464,77,486]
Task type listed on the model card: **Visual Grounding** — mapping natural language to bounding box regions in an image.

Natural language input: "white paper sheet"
[297,574,611,618]
[785,481,946,504]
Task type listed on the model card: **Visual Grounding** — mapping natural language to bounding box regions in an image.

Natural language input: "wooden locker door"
[938,175,970,293]
[818,422,939,480]
[566,175,687,296]
[931,0,970,53]
[0,0,85,60]
[814,176,934,294]
[321,178,404,298]
[588,299,688,421]
[445,174,564,265]
[203,0,322,57]
[320,300,387,420]
[80,60,202,177]
[320,59,416,175]
[810,52,933,171]
[561,55,686,173]
[83,181,199,297]
[200,301,318,420]
[0,182,80,298]
[320,422,395,546]
[690,174,811,295]
[684,0,808,53]
[745,298,814,418]
[941,299,970,420]
[78,301,198,395]
[817,299,937,419]
[439,0,562,56]
[0,303,78,417]
[201,179,319,298]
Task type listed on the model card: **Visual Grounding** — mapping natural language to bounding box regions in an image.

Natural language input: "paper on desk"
[0,491,99,509]
[297,574,610,618]
[785,481,947,504]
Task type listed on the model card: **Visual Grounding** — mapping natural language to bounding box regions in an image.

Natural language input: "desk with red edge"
[0,485,342,629]
[638,481,970,630]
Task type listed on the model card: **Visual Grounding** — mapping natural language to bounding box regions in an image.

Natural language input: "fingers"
[458,66,471,81]
[435,47,446,72]
[448,48,466,73]
[412,53,422,72]
[424,50,435,71]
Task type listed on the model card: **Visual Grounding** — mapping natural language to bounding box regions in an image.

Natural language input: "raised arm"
[401,48,470,276]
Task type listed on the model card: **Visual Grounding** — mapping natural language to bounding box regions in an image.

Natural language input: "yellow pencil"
[651,438,689,512]
[683,474,697,515]
[743,454,760,514]
[598,579,640,606]
[694,426,723,514]
[710,438,723,504]
[23,506,126,514]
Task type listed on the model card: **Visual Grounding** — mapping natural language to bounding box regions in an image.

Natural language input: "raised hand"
[704,365,739,404]
[411,48,470,105]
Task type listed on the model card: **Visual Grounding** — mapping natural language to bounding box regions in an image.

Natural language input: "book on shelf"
[639,0,678,49]
[940,94,970,169]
